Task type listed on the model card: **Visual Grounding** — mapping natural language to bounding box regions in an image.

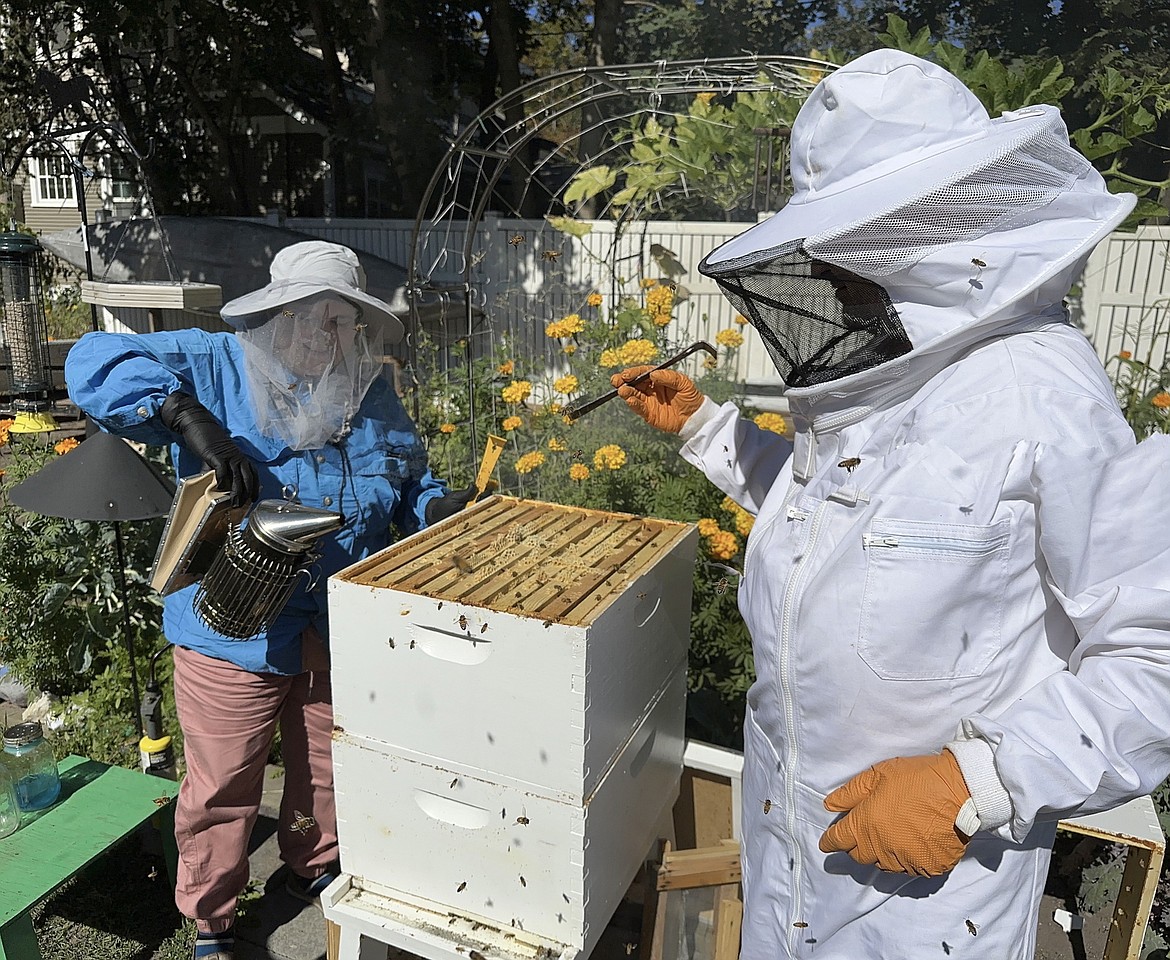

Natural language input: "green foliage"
[1106,319,1170,439]
[412,261,772,745]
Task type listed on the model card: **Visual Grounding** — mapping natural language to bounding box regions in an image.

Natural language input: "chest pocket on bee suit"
[858,516,1012,680]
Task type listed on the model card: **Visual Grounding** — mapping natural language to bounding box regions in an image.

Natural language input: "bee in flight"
[541,250,561,262]
[290,810,316,835]
[763,799,772,814]
[457,881,467,892]
[458,614,469,631]
[838,457,861,474]
[965,919,978,937]
[516,815,530,825]
[509,234,525,246]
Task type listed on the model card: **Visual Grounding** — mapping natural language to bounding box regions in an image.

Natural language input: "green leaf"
[563,166,617,206]
[42,581,71,618]
[544,215,593,239]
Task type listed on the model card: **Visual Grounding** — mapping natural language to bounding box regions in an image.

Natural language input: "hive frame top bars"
[338,496,693,627]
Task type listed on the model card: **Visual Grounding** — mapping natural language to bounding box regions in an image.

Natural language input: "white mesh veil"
[238,293,386,450]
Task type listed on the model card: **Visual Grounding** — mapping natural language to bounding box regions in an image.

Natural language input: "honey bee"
[713,577,730,595]
[636,592,647,600]
[410,639,416,650]
[509,234,525,246]
[153,796,171,807]
[470,250,488,267]
[437,601,444,610]
[458,614,469,631]
[452,554,473,574]
[571,449,584,462]
[624,945,636,956]
[763,799,772,814]
[520,876,527,887]
[148,864,159,881]
[450,778,459,788]
[481,622,488,634]
[971,258,987,268]
[793,921,809,929]
[543,620,553,629]
[516,816,530,825]
[290,810,316,835]
[965,919,978,937]
[457,881,467,892]
[448,916,458,925]
[563,893,570,904]
[837,457,861,474]
[387,637,396,649]
[541,250,561,262]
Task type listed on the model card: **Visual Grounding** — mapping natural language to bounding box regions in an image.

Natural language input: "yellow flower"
[705,529,739,561]
[439,423,457,434]
[545,320,567,338]
[697,518,722,537]
[651,313,672,327]
[1117,351,1132,361]
[501,380,532,404]
[720,497,755,537]
[646,284,673,316]
[547,314,585,339]
[0,418,13,445]
[1153,392,1170,409]
[502,415,523,431]
[593,444,627,471]
[569,463,590,481]
[715,329,745,348]
[548,402,563,413]
[695,92,716,105]
[599,348,620,368]
[553,374,579,395]
[515,451,546,474]
[548,437,567,451]
[562,415,574,425]
[734,314,749,326]
[564,343,578,355]
[586,292,603,307]
[497,359,514,376]
[753,412,788,435]
[54,437,80,455]
[640,278,657,289]
[619,339,658,365]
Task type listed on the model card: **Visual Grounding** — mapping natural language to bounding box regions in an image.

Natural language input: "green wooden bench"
[0,754,180,959]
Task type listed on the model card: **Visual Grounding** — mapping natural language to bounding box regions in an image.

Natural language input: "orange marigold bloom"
[1152,391,1170,409]
[640,278,657,289]
[1117,351,1132,361]
[502,416,523,431]
[569,463,590,481]
[705,529,739,561]
[586,292,603,307]
[54,436,80,455]
[497,359,515,376]
[697,518,722,537]
[515,451,546,474]
[439,423,457,434]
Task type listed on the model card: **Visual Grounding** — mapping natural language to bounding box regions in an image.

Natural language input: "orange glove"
[610,366,705,434]
[818,750,972,877]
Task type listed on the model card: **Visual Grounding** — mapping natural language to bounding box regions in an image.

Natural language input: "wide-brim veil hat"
[220,240,406,341]
[702,49,1134,273]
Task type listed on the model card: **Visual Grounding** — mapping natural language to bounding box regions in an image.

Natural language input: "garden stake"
[562,340,718,421]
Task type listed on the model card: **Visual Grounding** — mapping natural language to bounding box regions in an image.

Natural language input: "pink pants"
[172,645,337,933]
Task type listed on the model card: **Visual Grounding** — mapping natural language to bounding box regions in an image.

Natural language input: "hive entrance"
[341,496,688,625]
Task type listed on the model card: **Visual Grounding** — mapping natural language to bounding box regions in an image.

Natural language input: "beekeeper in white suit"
[613,49,1170,958]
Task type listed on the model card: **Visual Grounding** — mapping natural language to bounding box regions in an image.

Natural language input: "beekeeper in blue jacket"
[66,241,473,960]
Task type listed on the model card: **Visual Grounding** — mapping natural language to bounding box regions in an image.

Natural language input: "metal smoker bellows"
[194,500,343,639]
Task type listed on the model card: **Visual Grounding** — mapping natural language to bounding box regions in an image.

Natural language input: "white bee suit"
[678,51,1170,958]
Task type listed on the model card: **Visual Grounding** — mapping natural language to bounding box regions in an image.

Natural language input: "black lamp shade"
[8,431,176,521]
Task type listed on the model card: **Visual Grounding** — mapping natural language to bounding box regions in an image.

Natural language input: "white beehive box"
[328,495,699,956]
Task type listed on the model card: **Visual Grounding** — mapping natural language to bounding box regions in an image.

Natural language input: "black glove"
[424,484,479,526]
[160,392,259,508]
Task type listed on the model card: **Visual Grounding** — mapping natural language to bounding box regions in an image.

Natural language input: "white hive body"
[328,496,698,958]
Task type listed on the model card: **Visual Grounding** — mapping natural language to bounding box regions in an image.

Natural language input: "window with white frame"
[107,153,137,201]
[30,154,75,205]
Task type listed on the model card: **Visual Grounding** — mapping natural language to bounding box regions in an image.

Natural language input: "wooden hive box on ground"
[328,495,699,957]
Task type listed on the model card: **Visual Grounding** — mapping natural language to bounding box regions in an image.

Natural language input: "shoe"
[191,928,234,959]
[285,863,339,911]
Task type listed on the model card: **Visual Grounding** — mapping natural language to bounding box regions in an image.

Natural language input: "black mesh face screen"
[704,245,912,388]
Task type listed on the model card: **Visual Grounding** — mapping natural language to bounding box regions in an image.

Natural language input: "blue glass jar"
[3,721,61,811]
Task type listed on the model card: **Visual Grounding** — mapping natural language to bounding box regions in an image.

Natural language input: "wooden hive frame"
[341,496,691,626]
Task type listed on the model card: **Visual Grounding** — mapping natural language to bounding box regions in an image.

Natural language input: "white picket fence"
[246,215,1170,393]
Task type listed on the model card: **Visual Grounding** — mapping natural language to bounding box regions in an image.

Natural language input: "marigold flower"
[586,292,603,307]
[547,314,585,338]
[1117,351,1132,361]
[502,416,523,431]
[640,278,658,289]
[515,451,546,474]
[720,497,755,536]
[646,284,673,315]
[564,343,578,355]
[497,359,515,376]
[705,529,739,561]
[593,444,627,471]
[651,313,671,327]
[697,518,722,537]
[619,339,658,365]
[562,415,574,425]
[501,380,532,404]
[54,437,80,455]
[1153,391,1170,409]
[548,402,563,413]
[734,314,749,326]
[569,463,590,481]
[753,412,787,435]
[439,423,457,435]
[553,374,579,395]
[548,437,567,451]
[715,329,745,348]
[0,418,13,446]
[599,348,620,368]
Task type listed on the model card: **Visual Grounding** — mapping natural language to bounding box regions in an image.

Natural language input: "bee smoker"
[194,500,344,639]
[139,645,177,779]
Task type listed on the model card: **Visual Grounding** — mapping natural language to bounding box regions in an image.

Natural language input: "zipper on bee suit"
[780,499,826,950]
[861,532,1006,557]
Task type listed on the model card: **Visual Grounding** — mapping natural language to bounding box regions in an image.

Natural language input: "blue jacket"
[65,329,447,674]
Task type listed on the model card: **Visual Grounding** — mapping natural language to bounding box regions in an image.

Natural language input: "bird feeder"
[0,232,56,433]
[79,279,222,311]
